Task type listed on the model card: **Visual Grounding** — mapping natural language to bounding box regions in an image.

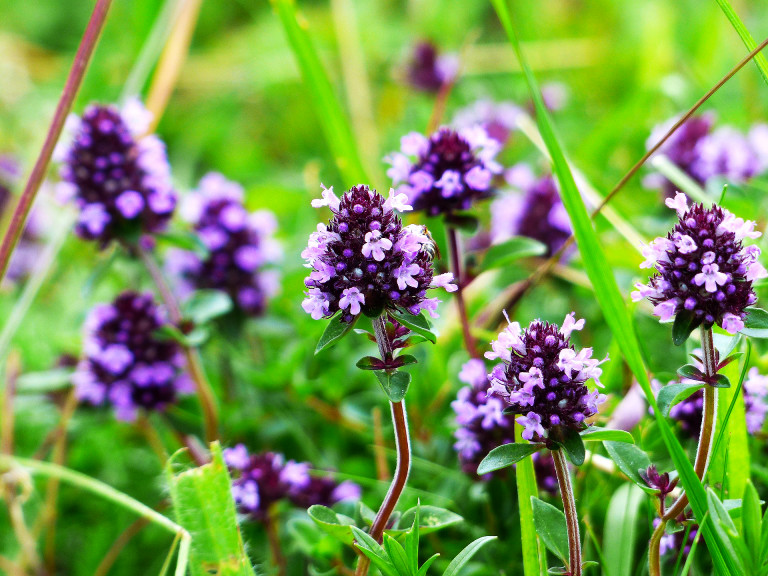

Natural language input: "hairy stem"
[356,317,412,576]
[446,227,478,357]
[0,0,113,284]
[553,449,581,576]
[136,246,219,443]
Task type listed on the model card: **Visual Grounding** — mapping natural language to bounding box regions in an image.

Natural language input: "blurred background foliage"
[0,0,767,574]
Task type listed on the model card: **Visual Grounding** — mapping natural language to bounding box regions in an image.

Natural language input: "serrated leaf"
[182,290,233,325]
[657,381,705,417]
[742,307,768,338]
[531,497,569,565]
[442,536,497,576]
[579,427,634,444]
[477,442,545,475]
[389,309,437,344]
[307,505,356,545]
[166,442,256,576]
[373,370,411,402]
[672,309,700,346]
[481,236,547,272]
[603,441,653,492]
[315,312,357,354]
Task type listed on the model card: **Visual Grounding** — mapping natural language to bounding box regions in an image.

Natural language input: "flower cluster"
[644,113,768,196]
[73,291,192,421]
[56,99,176,245]
[406,41,458,93]
[632,193,766,334]
[452,100,522,147]
[302,184,456,323]
[223,444,360,521]
[486,313,607,442]
[168,173,281,318]
[385,128,502,216]
[491,164,571,257]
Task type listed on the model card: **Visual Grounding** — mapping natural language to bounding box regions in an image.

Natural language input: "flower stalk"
[553,448,581,576]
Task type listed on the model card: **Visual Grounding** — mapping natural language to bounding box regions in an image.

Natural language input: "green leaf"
[477,442,546,475]
[481,236,547,272]
[712,374,732,388]
[515,427,547,576]
[579,427,634,444]
[270,0,368,185]
[182,290,233,325]
[315,312,357,354]
[373,370,411,402]
[555,429,585,466]
[15,368,72,394]
[742,307,768,338]
[417,554,439,576]
[603,484,645,576]
[383,535,410,576]
[389,309,437,344]
[166,442,256,576]
[707,488,747,573]
[350,526,398,576]
[531,497,569,565]
[603,441,652,492]
[307,505,356,545]
[489,2,742,571]
[714,0,768,87]
[657,381,706,417]
[154,324,211,348]
[356,356,386,371]
[677,363,705,380]
[394,506,462,537]
[442,536,497,576]
[743,481,762,571]
[405,505,420,574]
[395,354,418,367]
[672,309,700,346]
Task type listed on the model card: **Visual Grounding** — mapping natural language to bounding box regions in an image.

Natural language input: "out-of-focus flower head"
[406,41,458,93]
[452,100,523,147]
[55,98,176,246]
[486,312,608,443]
[744,367,768,434]
[302,184,456,323]
[167,173,281,318]
[73,291,193,421]
[223,444,359,521]
[491,164,571,257]
[385,128,502,216]
[632,193,765,335]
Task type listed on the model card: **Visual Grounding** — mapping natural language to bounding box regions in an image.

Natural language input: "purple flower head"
[451,359,515,476]
[302,184,456,323]
[73,291,191,421]
[632,193,765,334]
[491,166,571,257]
[640,465,678,496]
[486,312,608,443]
[406,41,458,93]
[452,100,522,147]
[385,127,502,216]
[744,367,768,433]
[168,173,281,318]
[223,444,359,522]
[56,98,176,246]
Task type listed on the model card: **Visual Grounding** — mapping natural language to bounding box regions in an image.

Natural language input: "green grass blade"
[270,0,368,186]
[166,442,256,576]
[714,0,768,87]
[489,2,741,573]
[603,484,645,576]
[515,429,547,576]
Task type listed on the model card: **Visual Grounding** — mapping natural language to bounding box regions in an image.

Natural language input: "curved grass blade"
[714,0,768,87]
[515,428,547,576]
[489,1,742,572]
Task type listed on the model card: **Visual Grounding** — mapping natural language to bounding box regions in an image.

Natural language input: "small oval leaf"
[531,497,569,564]
[477,442,545,475]
[315,312,357,354]
[389,310,437,344]
[657,381,705,417]
[580,427,635,444]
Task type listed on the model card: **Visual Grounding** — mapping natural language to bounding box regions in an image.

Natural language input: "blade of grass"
[714,0,768,87]
[489,2,741,573]
[515,428,547,576]
[270,0,368,186]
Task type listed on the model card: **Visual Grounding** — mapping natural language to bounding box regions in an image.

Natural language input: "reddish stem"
[0,0,114,284]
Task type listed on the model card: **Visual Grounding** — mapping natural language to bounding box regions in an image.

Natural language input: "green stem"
[553,449,581,576]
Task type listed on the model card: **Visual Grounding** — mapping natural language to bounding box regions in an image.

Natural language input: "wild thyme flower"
[73,291,192,421]
[385,127,502,216]
[491,164,571,257]
[452,100,522,147]
[486,313,608,442]
[168,173,281,317]
[301,184,456,323]
[640,465,678,497]
[632,192,766,334]
[223,444,359,521]
[406,41,458,93]
[744,367,768,433]
[55,98,176,246]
